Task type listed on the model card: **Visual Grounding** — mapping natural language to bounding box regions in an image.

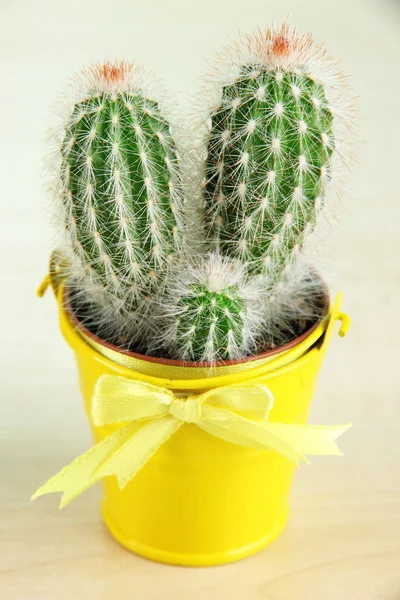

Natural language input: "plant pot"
[44,281,349,566]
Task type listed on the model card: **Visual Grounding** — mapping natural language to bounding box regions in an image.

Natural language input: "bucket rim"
[62,283,330,369]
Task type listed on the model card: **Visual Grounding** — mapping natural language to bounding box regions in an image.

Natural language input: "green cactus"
[156,254,264,363]
[203,25,349,288]
[56,61,184,344]
[46,34,352,360]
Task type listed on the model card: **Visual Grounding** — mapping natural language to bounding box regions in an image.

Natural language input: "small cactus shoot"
[156,254,264,363]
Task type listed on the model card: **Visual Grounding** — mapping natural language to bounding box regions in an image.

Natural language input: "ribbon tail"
[199,407,306,465]
[200,407,351,466]
[90,416,182,490]
[31,423,138,508]
[32,417,182,508]
[262,422,352,456]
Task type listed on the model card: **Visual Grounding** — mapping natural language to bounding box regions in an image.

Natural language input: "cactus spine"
[203,25,351,287]
[55,61,184,344]
[156,254,264,363]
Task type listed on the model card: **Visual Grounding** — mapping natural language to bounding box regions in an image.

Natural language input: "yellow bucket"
[50,282,349,566]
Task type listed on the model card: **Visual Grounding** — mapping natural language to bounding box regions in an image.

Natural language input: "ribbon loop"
[169,396,202,423]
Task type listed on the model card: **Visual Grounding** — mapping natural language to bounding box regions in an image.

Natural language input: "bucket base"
[101,502,289,567]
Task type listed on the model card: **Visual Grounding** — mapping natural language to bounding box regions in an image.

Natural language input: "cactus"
[154,253,264,363]
[52,60,184,345]
[202,24,352,288]
[44,32,353,361]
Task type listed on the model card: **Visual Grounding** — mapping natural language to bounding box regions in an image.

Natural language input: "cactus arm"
[202,25,352,287]
[53,61,185,347]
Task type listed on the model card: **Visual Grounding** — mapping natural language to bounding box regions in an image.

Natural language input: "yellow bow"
[32,376,351,508]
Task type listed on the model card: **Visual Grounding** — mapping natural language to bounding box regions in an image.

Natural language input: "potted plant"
[33,23,354,566]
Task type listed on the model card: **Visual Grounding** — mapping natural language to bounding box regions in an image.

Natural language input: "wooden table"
[3,420,400,599]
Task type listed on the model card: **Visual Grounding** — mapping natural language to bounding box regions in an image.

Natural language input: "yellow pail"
[52,284,349,566]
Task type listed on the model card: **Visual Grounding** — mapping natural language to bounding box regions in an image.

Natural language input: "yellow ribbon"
[32,376,351,508]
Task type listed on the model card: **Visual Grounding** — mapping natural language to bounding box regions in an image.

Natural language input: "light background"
[1,0,399,598]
